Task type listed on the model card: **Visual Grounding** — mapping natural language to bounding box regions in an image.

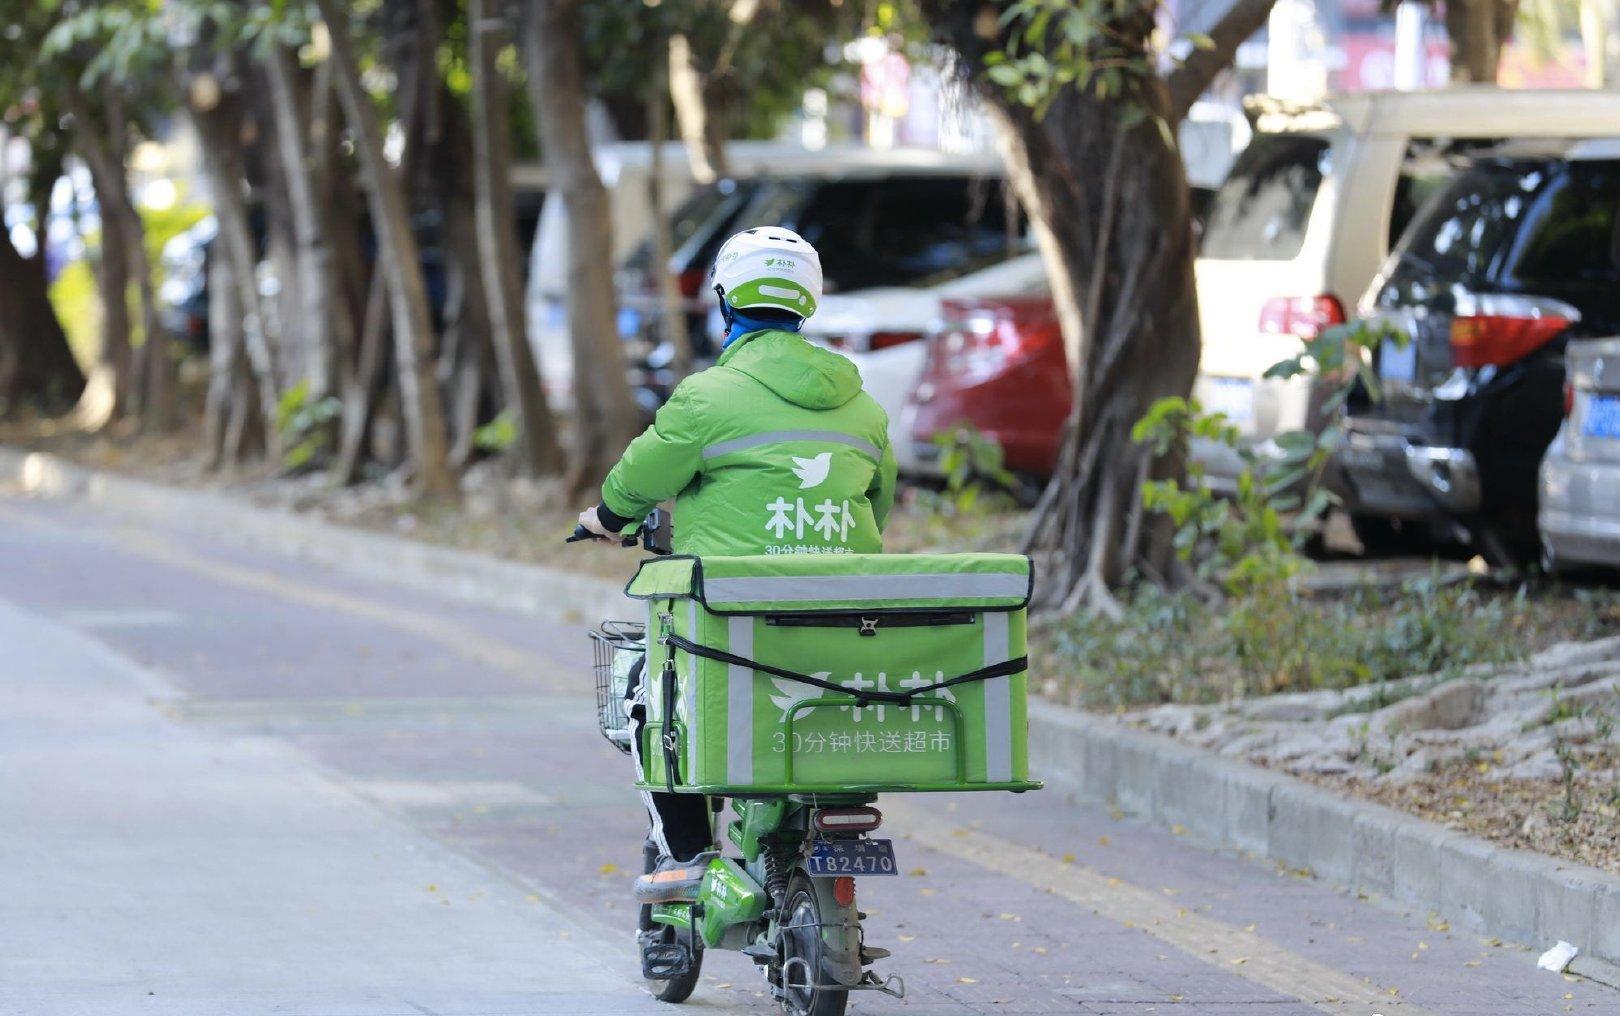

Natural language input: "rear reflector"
[1258,294,1345,341]
[1450,293,1579,369]
[813,807,883,833]
[833,876,856,907]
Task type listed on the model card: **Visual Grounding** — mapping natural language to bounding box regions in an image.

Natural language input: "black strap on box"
[660,631,1027,710]
[658,655,681,792]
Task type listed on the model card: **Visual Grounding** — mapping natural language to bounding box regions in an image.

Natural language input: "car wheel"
[1349,514,1432,557]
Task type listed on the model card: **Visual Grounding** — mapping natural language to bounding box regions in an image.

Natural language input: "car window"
[624,181,747,273]
[670,181,760,271]
[752,175,1022,292]
[1387,139,1514,249]
[1505,160,1620,289]
[1385,163,1541,286]
[1199,132,1330,261]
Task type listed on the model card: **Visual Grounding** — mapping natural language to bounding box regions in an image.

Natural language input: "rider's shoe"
[634,851,718,903]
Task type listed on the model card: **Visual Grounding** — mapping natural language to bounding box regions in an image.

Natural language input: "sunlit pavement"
[1,490,1614,1015]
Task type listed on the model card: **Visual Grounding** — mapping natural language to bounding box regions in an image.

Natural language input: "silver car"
[1541,337,1620,571]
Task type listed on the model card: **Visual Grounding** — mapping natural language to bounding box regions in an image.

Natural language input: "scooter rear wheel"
[778,875,850,1016]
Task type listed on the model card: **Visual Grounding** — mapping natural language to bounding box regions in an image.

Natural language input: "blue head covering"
[722,307,804,349]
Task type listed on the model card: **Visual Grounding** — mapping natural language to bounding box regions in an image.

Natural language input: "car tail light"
[867,331,923,351]
[926,297,1061,385]
[1563,381,1576,417]
[1258,295,1345,341]
[813,807,883,833]
[1449,293,1579,369]
[675,268,707,300]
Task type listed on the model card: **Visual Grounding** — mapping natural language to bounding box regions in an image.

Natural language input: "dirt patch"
[1301,755,1620,874]
[1125,637,1620,873]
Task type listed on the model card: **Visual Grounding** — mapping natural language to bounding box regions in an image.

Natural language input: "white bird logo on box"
[790,452,832,489]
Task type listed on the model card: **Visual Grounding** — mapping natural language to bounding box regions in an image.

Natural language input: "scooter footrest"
[741,942,776,963]
[641,943,693,980]
[860,946,891,963]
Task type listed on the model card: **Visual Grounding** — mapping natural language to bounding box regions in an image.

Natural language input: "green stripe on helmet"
[723,277,817,318]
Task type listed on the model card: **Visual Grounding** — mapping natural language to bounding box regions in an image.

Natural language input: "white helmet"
[711,227,822,321]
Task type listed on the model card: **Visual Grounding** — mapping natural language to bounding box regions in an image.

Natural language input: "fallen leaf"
[1244,923,1256,932]
[1062,853,1078,863]
[599,863,620,876]
[909,867,928,876]
[919,888,937,896]
[898,934,916,942]
[1170,824,1187,836]
[1230,957,1248,966]
[1096,836,1110,847]
[957,977,977,984]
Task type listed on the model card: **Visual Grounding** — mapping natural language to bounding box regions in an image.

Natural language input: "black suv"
[1332,142,1620,562]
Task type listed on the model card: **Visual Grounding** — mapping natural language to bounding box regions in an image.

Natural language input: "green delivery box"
[626,553,1040,795]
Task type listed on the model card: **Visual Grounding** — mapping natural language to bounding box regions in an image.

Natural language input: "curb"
[0,448,634,626]
[5,446,1617,977]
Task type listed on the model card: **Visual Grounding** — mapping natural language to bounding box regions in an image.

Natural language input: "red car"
[903,295,1069,479]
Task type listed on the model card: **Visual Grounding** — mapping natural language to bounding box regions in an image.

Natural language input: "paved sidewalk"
[0,599,660,1016]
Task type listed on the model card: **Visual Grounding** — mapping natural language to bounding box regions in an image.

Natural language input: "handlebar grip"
[565,524,594,544]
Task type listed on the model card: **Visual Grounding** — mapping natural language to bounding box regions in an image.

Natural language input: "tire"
[639,838,701,1004]
[1349,513,1432,557]
[777,876,851,1016]
[642,924,702,1003]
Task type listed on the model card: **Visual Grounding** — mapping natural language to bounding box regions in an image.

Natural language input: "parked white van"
[1192,88,1620,490]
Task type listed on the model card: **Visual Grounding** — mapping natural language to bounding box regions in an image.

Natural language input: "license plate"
[806,838,898,876]
[1583,394,1620,439]
[1380,339,1416,383]
[1204,377,1254,424]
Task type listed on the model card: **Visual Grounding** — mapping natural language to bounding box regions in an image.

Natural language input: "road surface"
[1,489,1613,1015]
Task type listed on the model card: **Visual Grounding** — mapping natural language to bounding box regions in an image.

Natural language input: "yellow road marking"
[0,504,563,680]
[886,801,1439,1014]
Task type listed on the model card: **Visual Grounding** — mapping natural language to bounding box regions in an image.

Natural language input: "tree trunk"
[929,7,1202,613]
[1446,0,1518,83]
[203,249,246,468]
[185,85,284,461]
[315,0,458,497]
[0,210,85,417]
[264,45,343,404]
[522,0,642,494]
[63,91,135,428]
[469,0,563,477]
[334,272,392,484]
[668,33,726,183]
[647,55,692,378]
[1582,0,1620,86]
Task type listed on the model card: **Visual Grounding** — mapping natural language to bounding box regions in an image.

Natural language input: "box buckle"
[859,616,879,637]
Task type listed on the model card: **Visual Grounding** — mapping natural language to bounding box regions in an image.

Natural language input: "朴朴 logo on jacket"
[790,452,832,489]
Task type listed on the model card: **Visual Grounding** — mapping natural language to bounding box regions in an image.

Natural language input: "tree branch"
[1165,0,1278,123]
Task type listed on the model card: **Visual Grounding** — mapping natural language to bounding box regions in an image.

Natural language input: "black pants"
[627,656,713,860]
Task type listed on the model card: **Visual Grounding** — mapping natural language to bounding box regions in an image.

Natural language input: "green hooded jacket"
[600,329,898,557]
